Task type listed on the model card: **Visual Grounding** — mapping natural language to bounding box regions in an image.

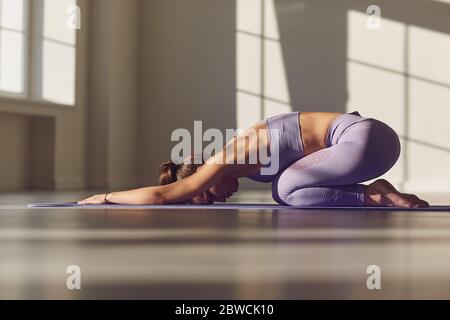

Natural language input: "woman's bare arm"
[78,186,163,205]
[78,157,229,205]
[78,125,267,205]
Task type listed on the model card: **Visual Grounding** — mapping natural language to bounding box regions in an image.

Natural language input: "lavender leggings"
[248,111,401,206]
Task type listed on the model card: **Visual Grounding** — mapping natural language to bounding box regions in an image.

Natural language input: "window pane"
[43,0,76,45]
[0,30,24,93]
[0,0,25,31]
[42,40,75,105]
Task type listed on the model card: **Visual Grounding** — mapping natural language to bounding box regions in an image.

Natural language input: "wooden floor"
[1,191,450,299]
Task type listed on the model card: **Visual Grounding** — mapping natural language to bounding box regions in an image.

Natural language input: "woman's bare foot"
[364,179,429,208]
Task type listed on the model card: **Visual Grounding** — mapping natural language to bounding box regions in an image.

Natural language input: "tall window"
[0,0,77,105]
[0,0,26,94]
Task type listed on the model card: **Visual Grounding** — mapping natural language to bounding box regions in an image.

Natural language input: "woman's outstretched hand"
[365,179,429,208]
[78,194,108,205]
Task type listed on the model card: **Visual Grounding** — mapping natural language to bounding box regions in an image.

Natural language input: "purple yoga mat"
[27,202,450,211]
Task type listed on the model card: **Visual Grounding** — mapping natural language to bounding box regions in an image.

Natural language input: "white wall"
[0,114,29,190]
[138,0,237,186]
[87,0,139,190]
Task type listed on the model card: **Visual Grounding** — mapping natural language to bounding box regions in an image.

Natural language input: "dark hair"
[159,154,202,185]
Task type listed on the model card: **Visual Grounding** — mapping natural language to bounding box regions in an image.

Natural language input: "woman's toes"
[418,199,430,207]
[402,194,430,208]
[366,180,430,208]
[393,193,418,208]
[390,195,409,207]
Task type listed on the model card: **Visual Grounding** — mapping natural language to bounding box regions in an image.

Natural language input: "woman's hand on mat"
[78,194,108,205]
[365,179,429,208]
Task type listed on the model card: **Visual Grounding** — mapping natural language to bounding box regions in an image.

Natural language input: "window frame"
[0,0,80,107]
[0,0,28,99]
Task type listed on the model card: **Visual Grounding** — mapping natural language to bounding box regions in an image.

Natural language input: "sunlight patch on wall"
[236,0,291,130]
[347,10,405,74]
[409,143,450,184]
[264,39,290,104]
[347,62,405,185]
[409,79,450,149]
[346,10,408,133]
[237,91,261,130]
[263,0,279,40]
[264,100,291,118]
[346,9,450,191]
[237,33,261,95]
[346,10,406,187]
[346,63,405,134]
[408,78,450,187]
[409,26,450,86]
[237,0,261,35]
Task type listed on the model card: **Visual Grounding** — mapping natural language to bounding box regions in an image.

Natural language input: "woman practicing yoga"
[79,111,429,207]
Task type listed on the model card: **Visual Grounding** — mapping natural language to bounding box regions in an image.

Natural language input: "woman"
[79,111,429,207]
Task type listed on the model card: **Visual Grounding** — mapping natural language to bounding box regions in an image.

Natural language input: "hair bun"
[159,160,179,185]
[158,154,202,186]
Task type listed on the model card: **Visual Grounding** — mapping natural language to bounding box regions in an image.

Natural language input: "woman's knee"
[362,120,401,175]
[379,121,401,164]
[380,122,400,167]
[271,174,307,205]
[271,174,292,205]
[271,181,293,205]
[271,182,317,206]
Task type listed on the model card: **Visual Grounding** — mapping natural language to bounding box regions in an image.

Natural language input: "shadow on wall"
[276,0,348,113]
[139,0,237,185]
